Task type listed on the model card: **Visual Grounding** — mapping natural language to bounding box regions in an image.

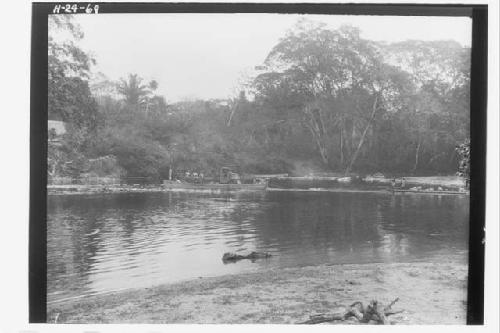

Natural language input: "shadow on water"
[47,191,469,302]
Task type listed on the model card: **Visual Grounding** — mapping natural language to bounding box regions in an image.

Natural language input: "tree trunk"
[226,106,236,126]
[340,125,344,166]
[412,138,421,174]
[318,144,329,165]
[303,104,329,165]
[351,122,356,156]
[345,95,379,175]
[306,123,329,164]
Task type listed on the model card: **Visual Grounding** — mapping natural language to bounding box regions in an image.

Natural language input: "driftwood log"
[222,251,272,263]
[300,298,403,324]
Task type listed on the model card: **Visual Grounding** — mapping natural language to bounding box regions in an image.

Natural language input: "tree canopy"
[48,18,470,181]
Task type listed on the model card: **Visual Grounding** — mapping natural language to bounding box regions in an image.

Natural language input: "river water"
[47,190,469,303]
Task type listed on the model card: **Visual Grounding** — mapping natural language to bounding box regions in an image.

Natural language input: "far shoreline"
[47,175,467,196]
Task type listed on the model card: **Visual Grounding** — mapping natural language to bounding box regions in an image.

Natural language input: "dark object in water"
[222,251,272,263]
[85,228,100,236]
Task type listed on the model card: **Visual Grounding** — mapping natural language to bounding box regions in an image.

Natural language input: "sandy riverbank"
[47,259,468,324]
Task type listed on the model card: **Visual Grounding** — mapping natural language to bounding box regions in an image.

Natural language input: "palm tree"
[117,74,150,111]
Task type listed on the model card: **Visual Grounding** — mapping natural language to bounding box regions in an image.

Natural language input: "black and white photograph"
[18,1,495,328]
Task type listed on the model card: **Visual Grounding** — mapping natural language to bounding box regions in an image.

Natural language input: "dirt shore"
[47,260,468,324]
[47,175,466,196]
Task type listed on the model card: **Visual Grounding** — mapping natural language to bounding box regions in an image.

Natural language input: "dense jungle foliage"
[48,17,470,180]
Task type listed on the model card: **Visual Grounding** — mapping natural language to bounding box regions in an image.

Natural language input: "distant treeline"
[48,17,470,180]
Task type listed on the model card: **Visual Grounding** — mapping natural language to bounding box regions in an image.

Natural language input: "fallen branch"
[383,297,399,312]
[300,313,345,324]
[385,309,405,316]
[299,298,402,325]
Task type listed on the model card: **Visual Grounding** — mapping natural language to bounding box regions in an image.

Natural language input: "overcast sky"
[69,14,472,102]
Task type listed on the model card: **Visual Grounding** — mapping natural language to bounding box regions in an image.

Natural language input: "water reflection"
[47,191,469,302]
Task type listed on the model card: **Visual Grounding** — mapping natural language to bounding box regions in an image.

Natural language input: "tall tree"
[117,74,160,112]
[48,15,100,177]
[48,15,98,130]
[381,40,471,173]
[254,21,412,172]
[117,74,149,110]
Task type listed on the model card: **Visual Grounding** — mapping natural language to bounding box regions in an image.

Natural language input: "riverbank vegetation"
[48,17,470,182]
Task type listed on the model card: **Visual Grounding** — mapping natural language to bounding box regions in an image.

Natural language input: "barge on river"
[162,180,267,191]
[163,166,268,192]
